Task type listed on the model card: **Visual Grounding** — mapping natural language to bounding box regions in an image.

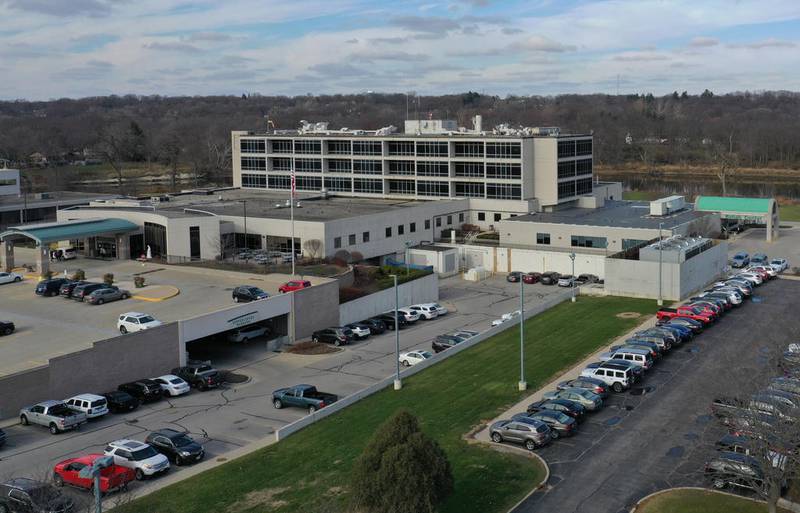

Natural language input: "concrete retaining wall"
[338,273,439,326]
[277,289,571,441]
[294,280,341,340]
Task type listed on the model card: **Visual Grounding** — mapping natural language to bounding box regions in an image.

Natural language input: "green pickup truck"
[272,384,338,414]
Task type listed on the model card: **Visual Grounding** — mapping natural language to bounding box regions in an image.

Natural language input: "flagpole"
[290,169,296,277]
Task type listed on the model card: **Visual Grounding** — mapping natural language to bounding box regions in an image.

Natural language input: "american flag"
[290,169,296,198]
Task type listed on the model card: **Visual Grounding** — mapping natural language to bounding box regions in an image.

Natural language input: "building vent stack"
[473,115,482,133]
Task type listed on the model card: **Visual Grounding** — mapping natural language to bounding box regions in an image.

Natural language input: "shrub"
[351,410,453,513]
[133,276,146,288]
[339,286,368,304]
[72,269,85,281]
[103,273,114,285]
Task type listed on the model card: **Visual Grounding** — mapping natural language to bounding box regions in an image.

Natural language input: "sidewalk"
[473,314,657,443]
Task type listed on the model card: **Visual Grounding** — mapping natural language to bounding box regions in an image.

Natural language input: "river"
[601,173,800,200]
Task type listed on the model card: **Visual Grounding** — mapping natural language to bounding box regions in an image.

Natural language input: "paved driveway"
[512,278,800,513]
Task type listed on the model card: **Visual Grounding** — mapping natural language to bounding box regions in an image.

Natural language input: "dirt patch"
[226,487,289,512]
[326,486,346,497]
[616,312,642,319]
[286,341,342,355]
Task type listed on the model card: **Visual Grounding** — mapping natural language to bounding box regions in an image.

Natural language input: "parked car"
[770,258,789,272]
[171,364,221,390]
[543,387,603,411]
[0,428,6,448]
[557,275,575,287]
[19,400,87,434]
[432,334,465,353]
[278,280,311,293]
[450,329,479,340]
[35,278,70,297]
[374,313,408,330]
[730,252,750,268]
[575,274,599,285]
[506,271,523,283]
[0,271,22,285]
[227,324,269,343]
[59,280,88,298]
[345,323,371,339]
[705,451,773,492]
[556,376,609,398]
[101,391,139,413]
[231,285,269,303]
[399,350,433,366]
[733,272,762,286]
[769,377,800,396]
[0,320,14,336]
[710,397,749,423]
[53,454,135,492]
[489,419,551,450]
[523,272,542,284]
[105,440,170,480]
[610,342,661,360]
[64,394,109,419]
[540,272,560,285]
[407,304,440,319]
[659,316,704,333]
[312,327,352,346]
[751,253,769,265]
[0,478,74,513]
[145,429,204,465]
[655,323,693,342]
[117,312,163,334]
[580,363,633,392]
[491,310,520,327]
[72,283,111,302]
[656,306,713,325]
[397,308,421,323]
[512,410,577,438]
[599,347,654,370]
[526,399,586,422]
[118,380,163,403]
[153,375,190,397]
[359,318,386,334]
[272,384,338,414]
[86,286,129,305]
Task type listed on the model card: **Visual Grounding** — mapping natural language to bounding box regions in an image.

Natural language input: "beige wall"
[293,280,340,339]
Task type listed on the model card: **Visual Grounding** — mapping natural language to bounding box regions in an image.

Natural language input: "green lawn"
[623,190,663,201]
[117,297,657,513]
[779,203,800,222]
[635,489,788,513]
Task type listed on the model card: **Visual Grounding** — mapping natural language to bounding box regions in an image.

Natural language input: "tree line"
[1,90,800,188]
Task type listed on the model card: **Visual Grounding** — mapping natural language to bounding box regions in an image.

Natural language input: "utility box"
[650,195,686,216]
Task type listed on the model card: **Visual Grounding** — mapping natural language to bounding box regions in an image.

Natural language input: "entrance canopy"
[695,196,779,241]
[0,218,138,245]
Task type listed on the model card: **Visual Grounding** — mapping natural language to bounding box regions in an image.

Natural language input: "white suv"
[117,312,163,334]
[105,440,169,480]
[408,304,439,320]
[65,393,109,419]
[396,308,421,323]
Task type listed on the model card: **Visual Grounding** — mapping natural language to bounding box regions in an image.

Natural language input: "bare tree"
[711,142,739,197]
[95,124,129,193]
[303,239,323,259]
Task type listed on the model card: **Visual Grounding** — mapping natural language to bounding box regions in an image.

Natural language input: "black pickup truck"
[272,384,338,414]
[172,363,222,391]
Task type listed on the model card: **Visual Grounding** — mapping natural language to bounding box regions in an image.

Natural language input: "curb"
[132,286,181,302]
[629,486,770,512]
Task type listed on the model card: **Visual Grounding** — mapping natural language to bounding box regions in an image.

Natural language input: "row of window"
[533,233,608,249]
[333,214,466,249]
[240,138,523,158]
[241,173,521,199]
[556,178,593,200]
[557,139,593,158]
[557,159,593,178]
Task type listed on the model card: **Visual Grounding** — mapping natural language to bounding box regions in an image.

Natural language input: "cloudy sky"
[2,0,800,100]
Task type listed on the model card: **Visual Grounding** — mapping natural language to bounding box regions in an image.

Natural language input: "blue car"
[731,252,750,268]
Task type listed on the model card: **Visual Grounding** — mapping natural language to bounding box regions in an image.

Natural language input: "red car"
[278,280,311,293]
[657,307,713,324]
[522,272,542,284]
[53,454,135,492]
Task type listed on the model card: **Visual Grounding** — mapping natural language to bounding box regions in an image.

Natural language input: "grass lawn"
[623,190,663,201]
[634,489,789,513]
[779,203,800,222]
[116,296,657,513]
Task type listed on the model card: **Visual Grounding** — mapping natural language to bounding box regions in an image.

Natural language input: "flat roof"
[0,191,116,212]
[239,131,591,139]
[1,218,139,243]
[66,205,208,219]
[695,196,774,214]
[505,200,709,230]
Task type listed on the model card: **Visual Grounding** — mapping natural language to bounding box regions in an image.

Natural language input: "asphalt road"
[513,278,800,513]
[0,273,569,509]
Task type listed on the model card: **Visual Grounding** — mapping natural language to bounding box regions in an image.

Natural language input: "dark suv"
[0,321,14,336]
[312,327,352,346]
[540,272,560,285]
[59,280,87,298]
[101,390,140,413]
[374,313,408,330]
[118,379,163,403]
[35,278,70,297]
[432,334,466,353]
[0,478,74,513]
[232,286,269,303]
[145,428,204,466]
[171,364,221,390]
[72,283,110,302]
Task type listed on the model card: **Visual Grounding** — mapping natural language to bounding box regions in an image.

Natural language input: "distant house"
[27,152,48,167]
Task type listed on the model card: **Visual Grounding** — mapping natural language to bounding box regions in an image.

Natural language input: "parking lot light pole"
[658,222,664,306]
[391,274,402,390]
[569,252,576,303]
[518,275,527,391]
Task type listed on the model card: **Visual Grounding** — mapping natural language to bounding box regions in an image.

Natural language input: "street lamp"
[404,240,413,275]
[78,455,114,513]
[518,275,527,391]
[569,252,576,303]
[657,222,664,306]
[390,274,402,390]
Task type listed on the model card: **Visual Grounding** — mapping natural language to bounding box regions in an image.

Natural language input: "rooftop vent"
[649,195,686,216]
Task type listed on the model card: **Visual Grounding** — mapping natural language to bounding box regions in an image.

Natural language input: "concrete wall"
[532,138,558,206]
[500,219,661,252]
[294,280,341,339]
[339,273,439,325]
[604,241,728,300]
[0,324,180,420]
[0,169,21,197]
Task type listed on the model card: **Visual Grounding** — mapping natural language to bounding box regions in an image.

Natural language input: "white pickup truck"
[20,400,87,434]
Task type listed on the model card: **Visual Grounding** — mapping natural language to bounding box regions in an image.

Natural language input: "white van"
[64,393,109,419]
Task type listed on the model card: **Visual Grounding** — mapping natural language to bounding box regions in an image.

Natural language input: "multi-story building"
[231,118,594,210]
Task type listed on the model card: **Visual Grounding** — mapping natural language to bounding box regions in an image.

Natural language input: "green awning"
[695,196,774,214]
[0,218,138,244]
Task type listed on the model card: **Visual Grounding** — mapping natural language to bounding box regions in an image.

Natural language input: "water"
[603,174,800,200]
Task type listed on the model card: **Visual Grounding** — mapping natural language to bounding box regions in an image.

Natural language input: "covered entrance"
[695,196,779,242]
[0,218,139,275]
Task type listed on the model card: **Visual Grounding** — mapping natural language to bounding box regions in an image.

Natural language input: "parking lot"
[727,221,800,270]
[507,278,800,513]
[0,270,569,508]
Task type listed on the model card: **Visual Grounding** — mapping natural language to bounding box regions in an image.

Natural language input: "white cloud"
[688,36,719,47]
